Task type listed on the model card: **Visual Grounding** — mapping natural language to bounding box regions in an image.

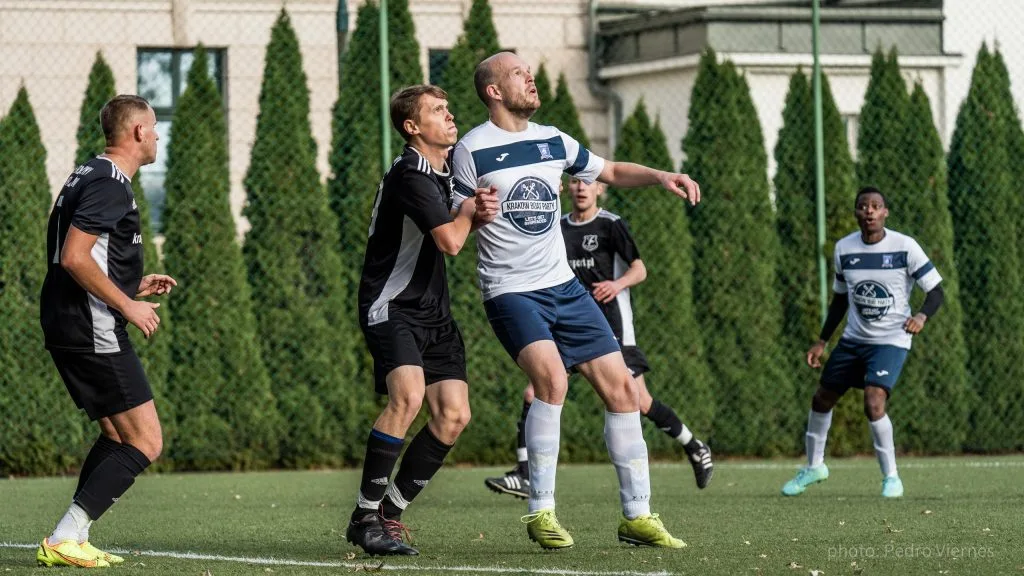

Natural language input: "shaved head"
[474,52,517,104]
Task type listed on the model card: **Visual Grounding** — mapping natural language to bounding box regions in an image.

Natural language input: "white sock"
[50,503,91,544]
[604,411,651,520]
[516,447,528,466]
[525,398,562,513]
[869,414,898,478]
[806,410,833,468]
[676,425,693,445]
[384,483,409,511]
[356,491,382,511]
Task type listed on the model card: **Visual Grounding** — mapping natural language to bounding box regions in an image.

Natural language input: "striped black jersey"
[40,156,144,353]
[561,209,641,346]
[358,146,456,328]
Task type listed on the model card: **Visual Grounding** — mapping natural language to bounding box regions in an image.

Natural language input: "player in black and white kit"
[346,85,498,557]
[485,177,713,498]
[36,95,176,568]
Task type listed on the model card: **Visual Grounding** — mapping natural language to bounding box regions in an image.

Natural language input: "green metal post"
[812,0,828,324]
[379,0,391,173]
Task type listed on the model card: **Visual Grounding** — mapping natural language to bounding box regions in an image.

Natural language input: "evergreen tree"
[0,89,85,474]
[244,10,355,467]
[773,70,860,454]
[440,0,501,130]
[605,101,715,451]
[530,63,554,126]
[882,84,970,452]
[162,47,282,469]
[948,44,1024,451]
[857,48,911,195]
[683,51,790,455]
[75,52,115,167]
[990,49,1024,292]
[546,72,590,149]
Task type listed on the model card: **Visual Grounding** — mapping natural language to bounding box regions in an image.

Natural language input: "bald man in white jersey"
[451,52,700,550]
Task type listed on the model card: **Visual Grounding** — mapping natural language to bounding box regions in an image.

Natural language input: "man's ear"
[403,118,419,137]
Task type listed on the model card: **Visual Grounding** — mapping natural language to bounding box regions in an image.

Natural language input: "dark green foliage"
[440,0,501,130]
[948,44,1024,451]
[162,47,282,469]
[683,51,789,455]
[74,52,115,167]
[243,11,356,467]
[883,84,971,452]
[857,48,912,195]
[604,101,715,450]
[0,89,85,475]
[546,73,590,149]
[773,70,860,455]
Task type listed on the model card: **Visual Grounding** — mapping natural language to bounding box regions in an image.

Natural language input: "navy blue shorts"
[820,339,909,394]
[483,279,621,370]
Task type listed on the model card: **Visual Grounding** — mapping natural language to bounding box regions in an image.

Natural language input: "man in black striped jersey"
[347,85,498,556]
[37,95,176,568]
[485,178,713,498]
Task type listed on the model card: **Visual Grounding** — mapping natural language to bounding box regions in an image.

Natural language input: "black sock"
[75,435,121,500]
[645,398,684,439]
[73,442,151,520]
[516,401,531,476]
[354,429,404,518]
[382,426,453,520]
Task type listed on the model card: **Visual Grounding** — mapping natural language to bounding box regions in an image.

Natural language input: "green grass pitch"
[1,457,1021,575]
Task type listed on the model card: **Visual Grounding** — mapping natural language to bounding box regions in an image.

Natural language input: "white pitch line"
[651,459,1024,471]
[0,543,671,576]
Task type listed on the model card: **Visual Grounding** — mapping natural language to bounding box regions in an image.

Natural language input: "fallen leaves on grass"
[345,552,356,560]
[787,561,803,569]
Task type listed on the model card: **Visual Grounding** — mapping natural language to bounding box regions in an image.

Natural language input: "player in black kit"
[485,178,713,498]
[37,95,176,568]
[346,85,498,556]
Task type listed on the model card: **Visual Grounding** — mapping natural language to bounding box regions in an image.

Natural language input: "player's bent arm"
[61,225,135,314]
[432,201,475,256]
[616,259,647,289]
[918,283,944,319]
[817,292,850,344]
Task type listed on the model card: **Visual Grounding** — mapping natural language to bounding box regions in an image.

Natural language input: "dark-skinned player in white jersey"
[485,178,713,500]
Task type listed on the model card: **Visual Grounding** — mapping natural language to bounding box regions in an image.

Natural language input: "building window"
[428,49,450,85]
[136,48,226,232]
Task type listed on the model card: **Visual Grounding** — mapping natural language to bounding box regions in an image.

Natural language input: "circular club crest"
[501,176,559,235]
[851,281,894,322]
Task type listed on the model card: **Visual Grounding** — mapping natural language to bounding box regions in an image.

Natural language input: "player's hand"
[807,340,827,369]
[904,313,927,334]
[124,300,161,338]
[473,186,499,225]
[592,280,622,303]
[659,172,701,206]
[136,274,177,298]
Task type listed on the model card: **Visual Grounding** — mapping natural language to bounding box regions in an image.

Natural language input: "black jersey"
[561,209,641,345]
[358,146,456,328]
[40,157,144,353]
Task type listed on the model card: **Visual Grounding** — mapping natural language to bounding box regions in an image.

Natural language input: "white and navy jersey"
[561,209,641,345]
[40,156,144,353]
[833,229,942,349]
[358,146,456,328]
[452,121,605,301]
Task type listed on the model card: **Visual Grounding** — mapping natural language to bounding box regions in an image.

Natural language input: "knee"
[607,375,639,412]
[388,389,425,424]
[863,391,887,421]
[134,430,163,463]
[436,403,472,439]
[811,387,839,412]
[534,374,568,404]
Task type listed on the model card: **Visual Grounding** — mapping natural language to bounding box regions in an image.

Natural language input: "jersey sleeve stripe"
[566,147,591,176]
[835,273,845,282]
[911,261,935,280]
[453,179,475,198]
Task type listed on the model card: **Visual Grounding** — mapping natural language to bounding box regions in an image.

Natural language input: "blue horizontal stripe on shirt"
[912,261,935,280]
[566,147,590,176]
[453,179,475,198]
[839,251,908,271]
[471,136,566,177]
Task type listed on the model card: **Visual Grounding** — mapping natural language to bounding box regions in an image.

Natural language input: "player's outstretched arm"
[597,161,701,205]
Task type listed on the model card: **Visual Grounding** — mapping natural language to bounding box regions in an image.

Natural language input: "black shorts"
[621,346,651,377]
[361,317,467,394]
[49,348,153,421]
